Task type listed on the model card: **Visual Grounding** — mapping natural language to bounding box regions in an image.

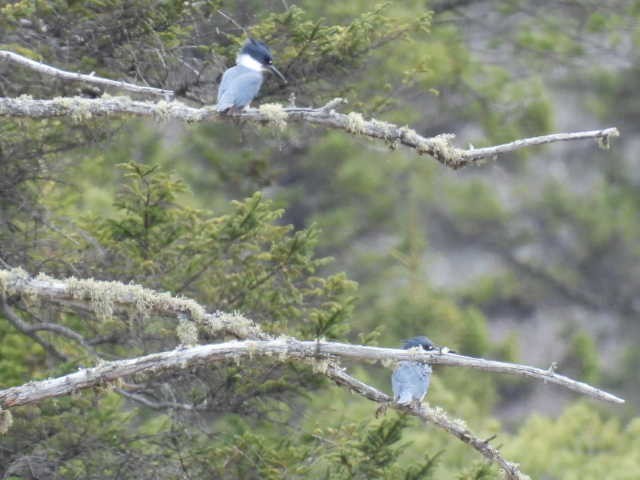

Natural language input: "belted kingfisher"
[391,336,435,405]
[216,38,286,113]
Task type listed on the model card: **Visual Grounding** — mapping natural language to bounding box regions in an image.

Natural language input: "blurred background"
[1,1,639,478]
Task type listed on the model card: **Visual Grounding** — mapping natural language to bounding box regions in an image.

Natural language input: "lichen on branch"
[0,95,619,169]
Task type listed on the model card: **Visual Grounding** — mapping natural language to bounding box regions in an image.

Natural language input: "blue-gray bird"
[392,336,435,405]
[216,38,286,113]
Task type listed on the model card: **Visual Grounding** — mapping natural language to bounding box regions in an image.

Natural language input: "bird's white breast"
[236,53,263,72]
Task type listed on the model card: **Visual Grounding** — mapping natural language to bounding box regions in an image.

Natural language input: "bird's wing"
[217,67,233,103]
[216,67,263,111]
[392,362,431,402]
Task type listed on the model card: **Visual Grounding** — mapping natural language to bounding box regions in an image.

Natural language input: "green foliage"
[0,319,46,386]
[1,1,639,479]
[311,414,442,479]
[507,404,640,479]
[565,330,600,384]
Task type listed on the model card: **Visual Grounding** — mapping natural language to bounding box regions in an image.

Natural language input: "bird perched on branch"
[216,38,286,113]
[392,336,435,406]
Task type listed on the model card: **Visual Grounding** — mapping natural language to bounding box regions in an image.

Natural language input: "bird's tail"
[395,391,413,405]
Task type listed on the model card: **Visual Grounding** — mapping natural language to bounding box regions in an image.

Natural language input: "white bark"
[0,268,624,405]
[0,50,174,98]
[7,267,615,479]
[0,95,618,169]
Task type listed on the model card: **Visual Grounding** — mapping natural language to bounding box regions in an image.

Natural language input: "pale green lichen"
[0,267,29,297]
[345,112,366,134]
[206,310,254,338]
[427,133,462,164]
[597,128,619,150]
[259,103,288,130]
[428,405,468,430]
[153,100,172,121]
[176,318,199,345]
[54,96,93,123]
[380,358,395,369]
[246,341,257,359]
[0,408,13,434]
[232,352,242,366]
[311,358,330,374]
[67,277,120,321]
[65,276,206,324]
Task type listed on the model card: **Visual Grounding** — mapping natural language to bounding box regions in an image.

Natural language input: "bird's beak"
[267,64,287,83]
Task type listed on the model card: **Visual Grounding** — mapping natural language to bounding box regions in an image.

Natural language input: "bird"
[391,336,435,406]
[216,38,286,113]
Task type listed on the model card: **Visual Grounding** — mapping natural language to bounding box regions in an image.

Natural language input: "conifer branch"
[0,50,174,98]
[0,95,618,169]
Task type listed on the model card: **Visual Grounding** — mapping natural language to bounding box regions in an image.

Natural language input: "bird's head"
[238,38,287,83]
[402,336,436,351]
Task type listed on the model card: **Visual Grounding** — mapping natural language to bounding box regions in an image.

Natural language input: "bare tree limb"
[0,297,68,361]
[325,365,527,480]
[0,51,175,98]
[0,336,624,407]
[0,268,624,404]
[6,269,613,478]
[0,267,267,340]
[115,388,206,411]
[0,338,534,479]
[0,95,619,169]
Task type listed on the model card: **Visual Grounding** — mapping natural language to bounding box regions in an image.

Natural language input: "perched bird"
[391,336,435,405]
[216,38,286,113]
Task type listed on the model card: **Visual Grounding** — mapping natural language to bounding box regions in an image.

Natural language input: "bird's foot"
[375,402,391,418]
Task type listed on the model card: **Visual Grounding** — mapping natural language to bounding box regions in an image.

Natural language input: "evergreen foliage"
[1,1,638,478]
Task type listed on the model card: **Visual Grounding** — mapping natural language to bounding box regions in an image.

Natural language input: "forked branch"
[0,268,624,405]
[6,268,620,479]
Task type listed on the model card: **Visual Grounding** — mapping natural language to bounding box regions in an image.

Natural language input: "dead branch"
[0,50,174,98]
[0,95,618,169]
[326,365,526,480]
[3,269,594,478]
[0,339,531,478]
[0,268,624,404]
[0,297,67,361]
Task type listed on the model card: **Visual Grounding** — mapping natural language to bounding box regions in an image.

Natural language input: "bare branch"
[115,388,206,411]
[0,268,624,404]
[0,268,267,340]
[217,10,250,37]
[0,51,174,98]
[0,96,618,169]
[0,337,624,407]
[0,297,68,361]
[325,365,527,480]
[4,269,605,478]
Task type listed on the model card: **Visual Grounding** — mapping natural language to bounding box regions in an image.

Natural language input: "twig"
[217,10,250,37]
[0,51,174,98]
[0,96,618,169]
[0,297,68,361]
[115,388,206,411]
